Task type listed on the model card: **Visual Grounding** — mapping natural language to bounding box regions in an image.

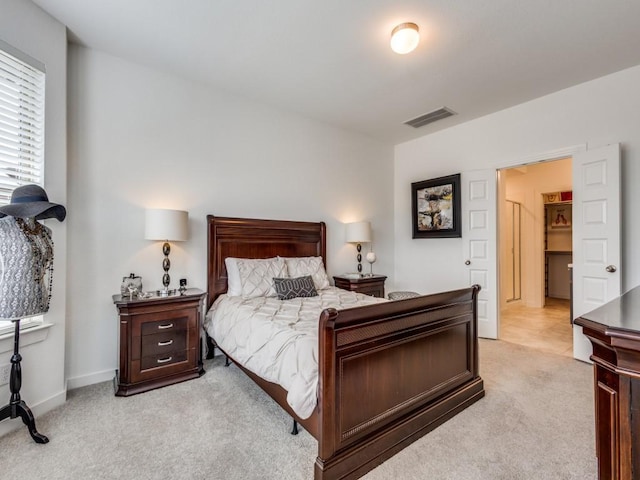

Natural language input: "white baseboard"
[0,388,66,438]
[66,368,115,391]
[548,293,571,300]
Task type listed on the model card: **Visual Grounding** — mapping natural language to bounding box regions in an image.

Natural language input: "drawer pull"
[157,356,173,364]
[158,339,174,347]
[157,323,174,330]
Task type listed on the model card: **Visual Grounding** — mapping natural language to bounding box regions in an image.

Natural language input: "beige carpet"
[0,339,596,479]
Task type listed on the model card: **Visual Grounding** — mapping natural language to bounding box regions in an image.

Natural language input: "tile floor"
[499,297,573,357]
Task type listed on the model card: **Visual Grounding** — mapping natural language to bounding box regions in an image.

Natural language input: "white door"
[462,169,498,339]
[572,143,621,362]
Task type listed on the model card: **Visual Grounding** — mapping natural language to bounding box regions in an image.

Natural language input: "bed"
[205,215,484,480]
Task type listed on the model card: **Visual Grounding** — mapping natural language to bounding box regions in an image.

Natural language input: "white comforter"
[205,287,386,419]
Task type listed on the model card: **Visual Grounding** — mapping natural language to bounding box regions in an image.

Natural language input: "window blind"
[0,43,45,206]
[0,41,45,335]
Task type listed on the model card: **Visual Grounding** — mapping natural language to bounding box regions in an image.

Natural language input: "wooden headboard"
[206,215,326,309]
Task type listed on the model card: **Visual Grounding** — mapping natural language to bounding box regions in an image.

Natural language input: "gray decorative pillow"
[273,276,318,300]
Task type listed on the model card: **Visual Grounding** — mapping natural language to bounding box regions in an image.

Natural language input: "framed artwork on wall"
[412,173,461,238]
[549,204,571,228]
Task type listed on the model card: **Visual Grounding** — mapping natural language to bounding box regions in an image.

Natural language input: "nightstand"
[112,288,205,396]
[333,274,387,298]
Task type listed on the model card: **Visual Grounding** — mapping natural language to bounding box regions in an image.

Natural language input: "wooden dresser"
[112,288,205,396]
[575,286,640,480]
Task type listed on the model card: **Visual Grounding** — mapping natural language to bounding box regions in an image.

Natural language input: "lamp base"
[162,241,171,292]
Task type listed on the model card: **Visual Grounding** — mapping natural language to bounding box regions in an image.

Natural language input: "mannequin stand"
[0,319,48,443]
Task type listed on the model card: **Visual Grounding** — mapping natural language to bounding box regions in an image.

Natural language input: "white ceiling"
[32,0,640,144]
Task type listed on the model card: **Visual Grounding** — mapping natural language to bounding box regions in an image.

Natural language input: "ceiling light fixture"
[390,22,420,54]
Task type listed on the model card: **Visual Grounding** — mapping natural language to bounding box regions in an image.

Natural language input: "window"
[0,40,46,336]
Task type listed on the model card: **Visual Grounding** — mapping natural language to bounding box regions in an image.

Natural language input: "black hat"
[0,184,66,222]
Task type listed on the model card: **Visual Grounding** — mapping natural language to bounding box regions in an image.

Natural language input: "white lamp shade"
[144,208,188,241]
[345,221,371,243]
[390,23,420,54]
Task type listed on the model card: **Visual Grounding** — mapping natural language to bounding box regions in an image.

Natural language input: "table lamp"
[144,208,188,295]
[345,221,371,274]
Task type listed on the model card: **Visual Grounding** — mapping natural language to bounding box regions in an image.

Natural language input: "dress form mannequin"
[0,216,54,319]
[0,184,65,444]
[0,216,53,443]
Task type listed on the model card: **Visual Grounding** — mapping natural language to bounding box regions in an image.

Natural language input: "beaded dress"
[0,216,54,320]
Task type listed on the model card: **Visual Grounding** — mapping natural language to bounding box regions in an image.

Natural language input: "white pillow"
[236,257,287,298]
[224,257,242,296]
[283,256,330,290]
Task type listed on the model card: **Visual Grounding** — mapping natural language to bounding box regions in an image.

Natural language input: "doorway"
[498,158,573,356]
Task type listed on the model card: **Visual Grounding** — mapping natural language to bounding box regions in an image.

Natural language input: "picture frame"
[412,173,461,238]
[549,204,571,228]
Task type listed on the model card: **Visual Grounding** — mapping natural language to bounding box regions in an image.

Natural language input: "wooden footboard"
[315,285,484,480]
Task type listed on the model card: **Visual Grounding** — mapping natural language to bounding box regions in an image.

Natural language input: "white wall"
[66,46,395,387]
[394,65,640,298]
[0,0,67,436]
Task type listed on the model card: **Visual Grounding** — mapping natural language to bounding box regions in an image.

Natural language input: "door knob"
[465,260,471,266]
[605,265,617,273]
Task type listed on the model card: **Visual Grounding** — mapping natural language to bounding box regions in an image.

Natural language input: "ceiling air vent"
[404,107,456,128]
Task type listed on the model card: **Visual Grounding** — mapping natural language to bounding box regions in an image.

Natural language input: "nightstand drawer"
[355,285,385,298]
[141,331,187,356]
[131,348,197,383]
[140,350,188,370]
[141,316,188,336]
